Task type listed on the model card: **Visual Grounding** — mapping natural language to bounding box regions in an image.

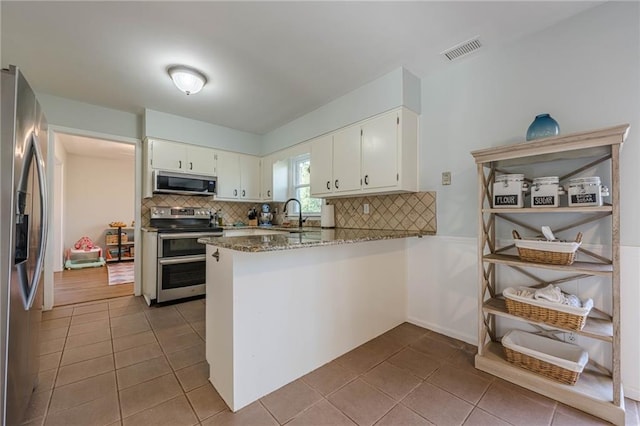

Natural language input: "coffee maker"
[259,203,273,226]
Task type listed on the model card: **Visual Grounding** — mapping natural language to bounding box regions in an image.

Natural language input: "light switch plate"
[363,203,370,214]
[442,171,452,185]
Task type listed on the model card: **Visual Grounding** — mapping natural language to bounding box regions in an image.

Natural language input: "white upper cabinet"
[260,154,288,202]
[361,108,418,194]
[215,151,261,201]
[240,154,261,201]
[310,134,333,197]
[215,151,241,199]
[310,126,360,196]
[333,125,362,194]
[187,145,218,175]
[260,154,274,201]
[150,140,185,171]
[149,139,216,175]
[361,111,399,190]
[310,107,418,198]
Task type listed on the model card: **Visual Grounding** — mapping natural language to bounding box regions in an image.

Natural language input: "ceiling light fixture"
[168,65,207,95]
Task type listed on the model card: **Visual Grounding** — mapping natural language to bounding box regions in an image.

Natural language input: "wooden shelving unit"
[470,124,629,425]
[105,227,135,262]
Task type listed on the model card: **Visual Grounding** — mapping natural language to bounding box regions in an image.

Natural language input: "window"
[290,153,322,215]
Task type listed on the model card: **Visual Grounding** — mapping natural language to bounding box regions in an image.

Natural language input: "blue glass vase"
[526,114,560,141]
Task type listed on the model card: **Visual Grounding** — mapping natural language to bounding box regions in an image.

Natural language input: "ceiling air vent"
[442,37,482,61]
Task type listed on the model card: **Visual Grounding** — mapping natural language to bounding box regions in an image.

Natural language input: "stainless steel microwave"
[153,170,217,196]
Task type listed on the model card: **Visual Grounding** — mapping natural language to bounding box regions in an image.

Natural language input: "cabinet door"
[310,135,333,196]
[362,111,398,190]
[333,125,361,193]
[215,151,241,199]
[151,140,186,171]
[187,145,217,175]
[261,155,274,201]
[240,154,261,200]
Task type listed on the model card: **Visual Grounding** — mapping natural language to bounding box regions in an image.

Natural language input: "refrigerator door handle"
[22,131,48,310]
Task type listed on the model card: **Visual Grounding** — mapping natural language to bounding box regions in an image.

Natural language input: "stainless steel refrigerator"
[1,65,49,425]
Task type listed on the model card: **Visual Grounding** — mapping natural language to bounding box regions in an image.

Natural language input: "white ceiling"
[57,133,135,160]
[2,1,601,136]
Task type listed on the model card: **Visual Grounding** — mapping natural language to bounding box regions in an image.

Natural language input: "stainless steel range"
[149,206,222,304]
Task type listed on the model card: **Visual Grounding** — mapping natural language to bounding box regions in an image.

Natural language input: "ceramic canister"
[531,176,564,207]
[493,174,528,208]
[568,177,609,207]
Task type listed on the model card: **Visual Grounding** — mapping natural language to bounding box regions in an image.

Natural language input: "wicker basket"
[512,230,582,265]
[503,346,581,385]
[502,330,588,386]
[503,287,591,331]
[106,233,127,245]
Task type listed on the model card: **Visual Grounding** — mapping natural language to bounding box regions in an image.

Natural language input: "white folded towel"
[533,284,583,307]
[534,284,564,304]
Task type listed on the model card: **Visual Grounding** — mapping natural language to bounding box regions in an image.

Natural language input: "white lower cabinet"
[141,230,157,305]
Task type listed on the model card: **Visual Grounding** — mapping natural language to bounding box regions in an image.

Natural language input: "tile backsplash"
[329,191,436,232]
[141,191,436,233]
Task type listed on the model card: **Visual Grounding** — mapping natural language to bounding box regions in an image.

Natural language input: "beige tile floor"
[23,295,639,426]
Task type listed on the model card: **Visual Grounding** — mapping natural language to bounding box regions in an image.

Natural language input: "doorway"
[52,132,137,306]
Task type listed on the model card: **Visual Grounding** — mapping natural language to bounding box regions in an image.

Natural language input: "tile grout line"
[109,302,125,425]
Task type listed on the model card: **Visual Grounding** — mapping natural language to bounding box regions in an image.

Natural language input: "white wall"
[38,93,140,140]
[64,154,135,252]
[419,1,639,242]
[261,67,421,154]
[144,109,262,155]
[409,1,640,400]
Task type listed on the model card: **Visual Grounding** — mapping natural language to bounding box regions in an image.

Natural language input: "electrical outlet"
[363,203,370,214]
[442,171,452,185]
[566,332,576,343]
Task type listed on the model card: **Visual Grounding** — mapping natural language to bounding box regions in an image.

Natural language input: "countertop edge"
[198,229,432,253]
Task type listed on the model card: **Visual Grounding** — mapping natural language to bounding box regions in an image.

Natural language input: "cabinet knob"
[335,179,339,189]
[242,189,246,197]
[267,190,271,197]
[234,189,238,196]
[326,181,331,190]
[212,249,220,262]
[189,162,193,170]
[178,160,182,169]
[364,175,369,185]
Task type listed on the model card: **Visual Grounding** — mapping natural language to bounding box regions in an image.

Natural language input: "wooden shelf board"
[483,298,613,342]
[483,253,612,276]
[483,206,612,214]
[476,342,624,425]
[106,242,134,246]
[470,124,629,166]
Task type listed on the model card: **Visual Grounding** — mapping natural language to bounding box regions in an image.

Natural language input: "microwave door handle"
[23,132,48,310]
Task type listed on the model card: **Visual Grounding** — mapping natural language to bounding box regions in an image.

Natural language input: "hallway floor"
[24,295,639,426]
[53,264,134,306]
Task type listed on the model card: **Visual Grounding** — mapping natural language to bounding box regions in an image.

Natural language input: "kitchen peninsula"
[198,228,427,411]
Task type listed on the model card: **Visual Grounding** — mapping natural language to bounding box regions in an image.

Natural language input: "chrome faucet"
[283,198,303,228]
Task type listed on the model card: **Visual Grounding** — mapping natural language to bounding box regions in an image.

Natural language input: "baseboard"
[407,316,477,346]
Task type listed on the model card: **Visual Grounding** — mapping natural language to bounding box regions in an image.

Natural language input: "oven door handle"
[158,255,206,265]
[158,232,223,240]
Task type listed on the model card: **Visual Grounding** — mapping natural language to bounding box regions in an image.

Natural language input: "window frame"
[288,153,321,217]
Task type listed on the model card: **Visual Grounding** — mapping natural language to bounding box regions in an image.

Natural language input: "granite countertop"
[198,228,430,252]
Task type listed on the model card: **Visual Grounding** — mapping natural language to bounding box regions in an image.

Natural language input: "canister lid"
[495,174,524,182]
[532,176,559,185]
[569,176,601,185]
